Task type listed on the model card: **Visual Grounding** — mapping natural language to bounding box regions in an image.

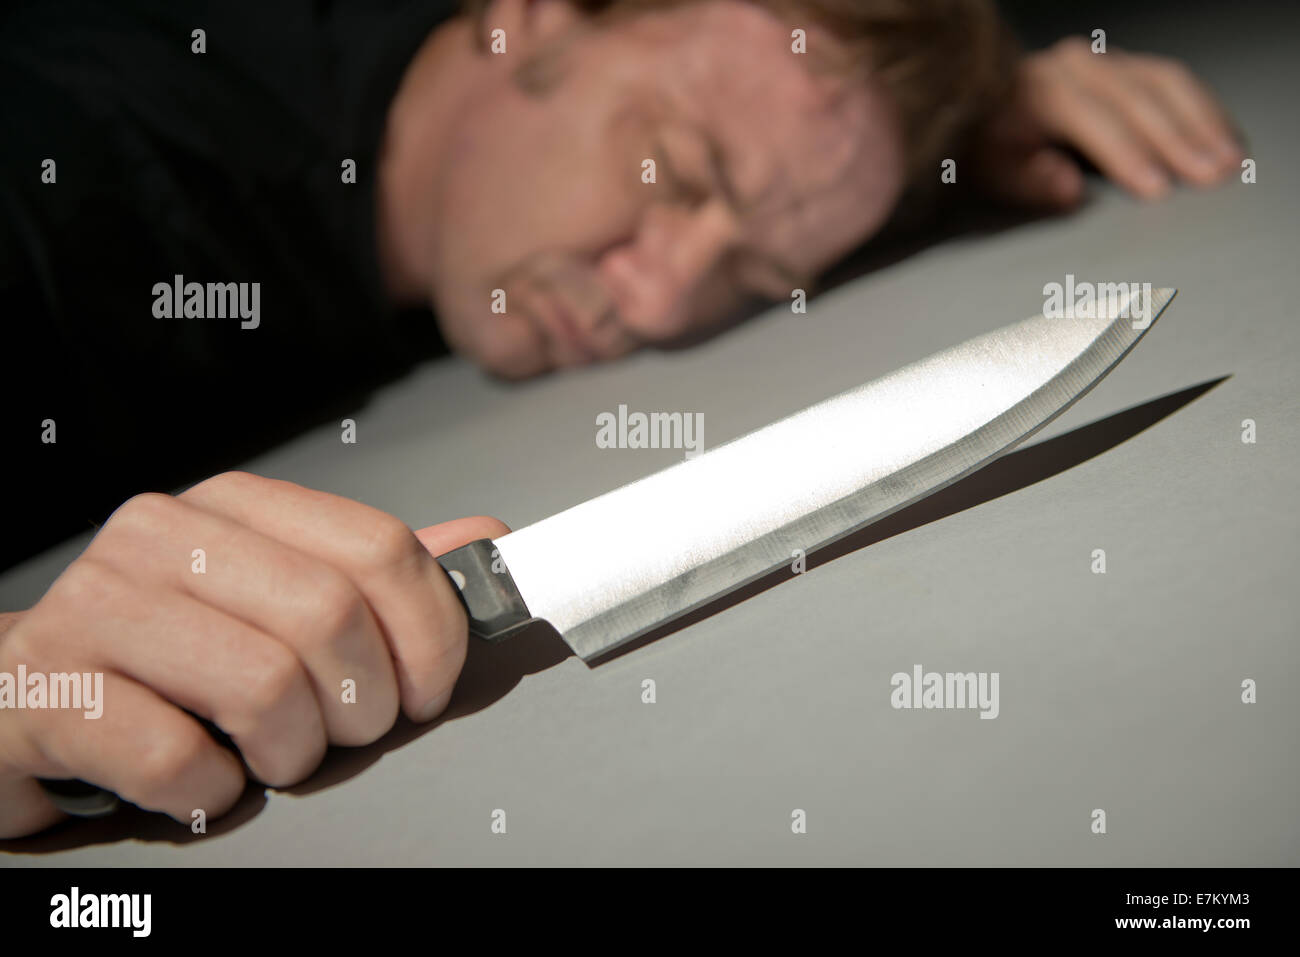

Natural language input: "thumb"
[414,515,512,557]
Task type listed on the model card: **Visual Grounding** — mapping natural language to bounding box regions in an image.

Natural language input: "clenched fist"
[0,471,507,838]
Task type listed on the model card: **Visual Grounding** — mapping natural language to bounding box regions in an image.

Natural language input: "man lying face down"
[0,0,1242,838]
[387,0,1241,377]
[1,0,1241,563]
[380,0,975,377]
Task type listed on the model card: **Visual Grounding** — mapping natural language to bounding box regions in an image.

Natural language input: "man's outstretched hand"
[0,471,508,838]
[972,36,1245,209]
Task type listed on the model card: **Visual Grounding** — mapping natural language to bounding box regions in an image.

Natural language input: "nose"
[600,200,738,341]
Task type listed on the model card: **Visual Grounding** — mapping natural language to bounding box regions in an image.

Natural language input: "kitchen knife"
[40,285,1174,817]
[436,285,1176,661]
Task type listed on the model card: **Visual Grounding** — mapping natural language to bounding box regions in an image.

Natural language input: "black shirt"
[0,0,461,569]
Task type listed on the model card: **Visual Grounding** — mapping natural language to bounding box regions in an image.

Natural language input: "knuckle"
[258,757,317,790]
[46,556,122,610]
[341,696,401,748]
[355,514,422,572]
[1056,36,1091,60]
[105,491,175,534]
[183,469,259,501]
[0,674,61,776]
[1146,56,1192,86]
[1158,56,1192,79]
[302,572,369,645]
[0,620,38,673]
[212,469,258,489]
[240,644,308,718]
[259,732,328,788]
[133,726,210,804]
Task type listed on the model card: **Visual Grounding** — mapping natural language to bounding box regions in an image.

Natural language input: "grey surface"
[3,9,1298,865]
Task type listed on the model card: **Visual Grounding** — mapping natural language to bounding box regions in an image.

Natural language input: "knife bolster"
[435,539,534,642]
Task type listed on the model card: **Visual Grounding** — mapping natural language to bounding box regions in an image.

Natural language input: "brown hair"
[458,0,1019,184]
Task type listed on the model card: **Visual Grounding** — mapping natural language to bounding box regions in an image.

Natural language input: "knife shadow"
[1,376,1226,853]
[589,374,1231,664]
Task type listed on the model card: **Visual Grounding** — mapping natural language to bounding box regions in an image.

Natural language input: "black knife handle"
[434,539,534,641]
[35,777,120,817]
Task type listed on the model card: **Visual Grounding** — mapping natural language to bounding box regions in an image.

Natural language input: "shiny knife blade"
[438,286,1175,661]
[43,286,1176,822]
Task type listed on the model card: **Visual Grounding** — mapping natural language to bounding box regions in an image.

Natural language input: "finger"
[1084,63,1226,185]
[413,515,512,557]
[88,492,399,747]
[983,145,1085,210]
[1027,77,1171,199]
[38,555,330,784]
[181,473,473,722]
[1137,58,1243,166]
[17,667,245,825]
[98,593,330,784]
[0,776,66,839]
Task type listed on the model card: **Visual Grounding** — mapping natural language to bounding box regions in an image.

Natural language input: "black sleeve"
[0,0,450,571]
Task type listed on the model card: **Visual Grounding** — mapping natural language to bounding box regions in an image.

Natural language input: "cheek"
[432,150,527,279]
[438,89,648,276]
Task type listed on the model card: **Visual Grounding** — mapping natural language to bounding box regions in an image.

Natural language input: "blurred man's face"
[423,0,904,378]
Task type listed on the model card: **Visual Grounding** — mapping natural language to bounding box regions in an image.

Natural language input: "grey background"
[2,2,1297,865]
